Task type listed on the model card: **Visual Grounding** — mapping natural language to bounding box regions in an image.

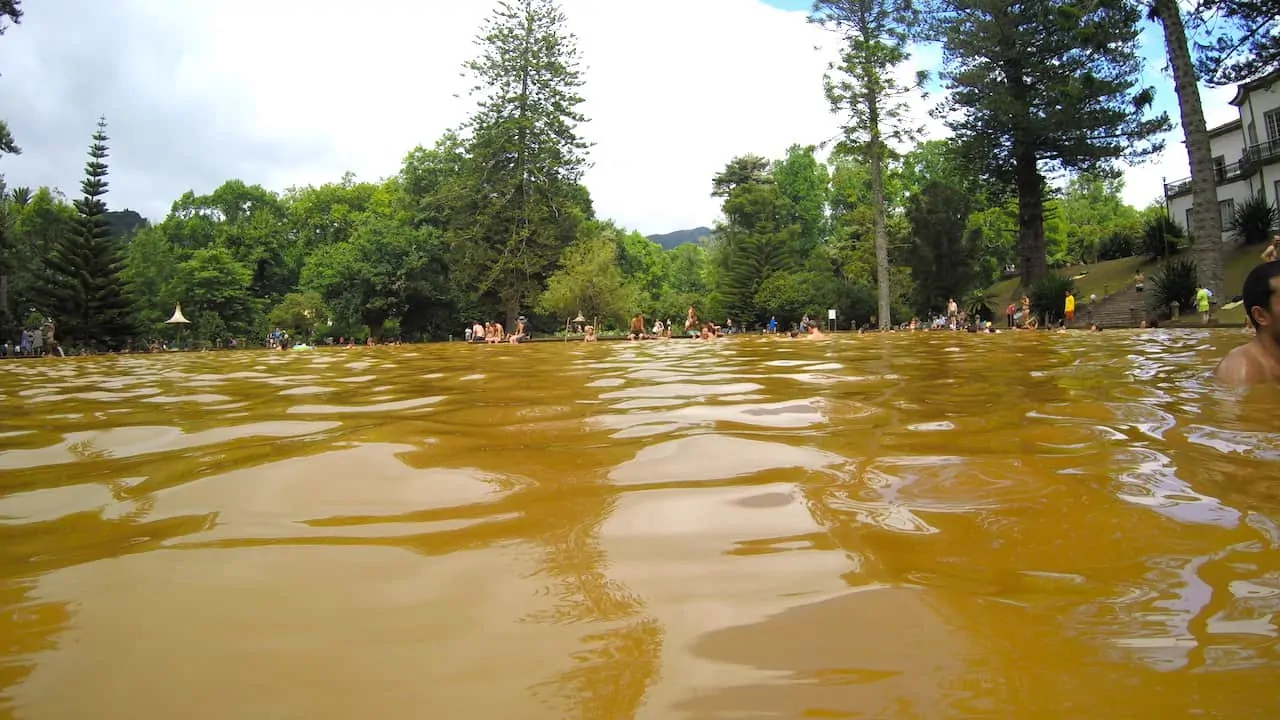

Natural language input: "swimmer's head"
[1244,261,1280,337]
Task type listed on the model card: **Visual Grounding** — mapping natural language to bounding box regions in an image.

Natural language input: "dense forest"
[0,0,1277,349]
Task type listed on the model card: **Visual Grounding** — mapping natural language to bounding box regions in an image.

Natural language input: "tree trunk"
[870,141,891,330]
[1015,149,1047,286]
[1153,0,1222,293]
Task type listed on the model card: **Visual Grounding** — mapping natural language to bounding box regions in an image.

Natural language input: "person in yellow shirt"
[1064,290,1076,327]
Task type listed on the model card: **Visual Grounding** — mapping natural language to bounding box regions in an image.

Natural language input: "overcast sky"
[0,0,1243,236]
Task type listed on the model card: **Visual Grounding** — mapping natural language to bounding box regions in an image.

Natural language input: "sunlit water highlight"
[2,330,1279,719]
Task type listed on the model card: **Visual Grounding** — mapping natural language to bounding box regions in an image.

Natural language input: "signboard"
[827,309,836,320]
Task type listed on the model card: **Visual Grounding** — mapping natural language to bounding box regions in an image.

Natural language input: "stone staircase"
[1086,284,1150,329]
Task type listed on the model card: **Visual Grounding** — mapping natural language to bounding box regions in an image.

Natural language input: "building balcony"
[1241,137,1280,173]
[1163,159,1248,197]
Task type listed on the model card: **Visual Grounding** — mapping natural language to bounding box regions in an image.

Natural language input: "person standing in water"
[1216,262,1280,385]
[1064,290,1076,328]
[1261,235,1278,263]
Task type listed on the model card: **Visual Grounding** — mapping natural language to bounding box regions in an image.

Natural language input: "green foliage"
[1192,0,1280,85]
[1028,274,1075,324]
[172,246,258,339]
[269,292,328,340]
[905,179,978,315]
[770,145,830,256]
[33,118,134,349]
[1228,194,1278,246]
[930,0,1170,285]
[445,0,591,322]
[966,288,994,322]
[1151,258,1198,313]
[1140,213,1186,260]
[537,225,639,328]
[301,219,452,341]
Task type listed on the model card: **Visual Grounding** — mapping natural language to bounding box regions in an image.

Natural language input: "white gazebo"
[165,303,190,348]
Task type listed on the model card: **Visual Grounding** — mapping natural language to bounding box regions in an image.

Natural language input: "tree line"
[0,0,1276,349]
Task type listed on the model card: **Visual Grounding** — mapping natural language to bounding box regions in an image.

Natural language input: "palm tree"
[1150,0,1223,295]
[8,186,31,207]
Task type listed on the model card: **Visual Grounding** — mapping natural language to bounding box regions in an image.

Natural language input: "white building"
[1164,69,1280,242]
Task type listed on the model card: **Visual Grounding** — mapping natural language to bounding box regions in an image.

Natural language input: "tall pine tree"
[37,117,134,349]
[811,0,919,329]
[446,0,592,325]
[928,0,1170,286]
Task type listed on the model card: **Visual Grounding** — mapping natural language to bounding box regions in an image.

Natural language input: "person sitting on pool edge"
[1216,261,1280,386]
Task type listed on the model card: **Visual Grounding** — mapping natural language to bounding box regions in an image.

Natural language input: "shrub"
[1140,215,1186,260]
[1028,274,1076,324]
[1150,258,1198,315]
[966,288,993,322]
[1229,194,1278,246]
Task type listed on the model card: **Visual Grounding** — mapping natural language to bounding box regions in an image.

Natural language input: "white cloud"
[0,0,1254,234]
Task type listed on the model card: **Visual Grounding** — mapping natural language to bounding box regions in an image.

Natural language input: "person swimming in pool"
[1216,261,1280,386]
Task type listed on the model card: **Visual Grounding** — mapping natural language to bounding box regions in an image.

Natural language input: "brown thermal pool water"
[1,330,1279,719]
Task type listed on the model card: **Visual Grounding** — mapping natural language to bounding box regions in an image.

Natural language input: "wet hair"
[1243,261,1280,330]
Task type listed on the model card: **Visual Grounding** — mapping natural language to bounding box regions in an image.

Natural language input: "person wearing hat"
[508,316,531,344]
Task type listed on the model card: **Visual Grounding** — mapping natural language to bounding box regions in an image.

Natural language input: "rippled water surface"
[2,331,1280,719]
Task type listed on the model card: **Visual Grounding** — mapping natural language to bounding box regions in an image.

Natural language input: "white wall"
[1241,80,1280,141]
[1167,177,1251,244]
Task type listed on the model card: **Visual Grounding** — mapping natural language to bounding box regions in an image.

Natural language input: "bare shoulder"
[1215,343,1269,386]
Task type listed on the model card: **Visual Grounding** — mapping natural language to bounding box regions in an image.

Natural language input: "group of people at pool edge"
[460,242,1280,386]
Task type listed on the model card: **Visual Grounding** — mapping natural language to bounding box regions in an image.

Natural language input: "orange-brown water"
[1,331,1279,719]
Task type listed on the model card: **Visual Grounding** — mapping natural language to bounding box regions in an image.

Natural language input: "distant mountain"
[646,226,712,250]
[104,210,149,239]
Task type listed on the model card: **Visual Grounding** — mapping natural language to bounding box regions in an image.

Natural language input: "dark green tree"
[0,0,22,157]
[35,118,135,348]
[1193,0,1280,85]
[905,180,980,315]
[812,0,920,329]
[446,0,592,326]
[770,144,830,259]
[928,0,1171,286]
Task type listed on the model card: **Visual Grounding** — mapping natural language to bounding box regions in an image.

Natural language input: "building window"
[1219,199,1235,233]
[1185,208,1193,233]
[1274,179,1280,211]
[1213,155,1226,181]
[1267,108,1280,143]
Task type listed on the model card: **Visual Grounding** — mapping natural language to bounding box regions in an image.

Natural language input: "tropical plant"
[1140,214,1185,260]
[1028,274,1075,324]
[1150,258,1198,315]
[1228,194,1278,246]
[965,288,993,322]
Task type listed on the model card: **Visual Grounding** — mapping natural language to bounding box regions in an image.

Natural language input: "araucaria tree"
[447,0,592,325]
[811,0,919,329]
[1193,0,1280,85]
[1151,0,1222,294]
[36,118,134,348]
[930,0,1170,286]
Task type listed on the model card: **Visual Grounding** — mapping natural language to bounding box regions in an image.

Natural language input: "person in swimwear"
[1260,235,1278,263]
[805,324,826,340]
[1216,261,1280,386]
[628,313,646,341]
[583,325,597,342]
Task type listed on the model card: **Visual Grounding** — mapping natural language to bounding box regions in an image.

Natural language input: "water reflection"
[1,331,1278,718]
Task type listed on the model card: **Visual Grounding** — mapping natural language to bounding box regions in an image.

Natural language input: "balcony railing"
[1162,136,1280,197]
[1241,137,1280,171]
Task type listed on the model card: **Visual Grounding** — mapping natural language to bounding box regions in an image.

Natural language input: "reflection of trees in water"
[530,618,664,719]
[512,481,664,718]
[0,577,71,712]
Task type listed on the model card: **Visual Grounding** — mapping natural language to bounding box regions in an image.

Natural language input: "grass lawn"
[1166,242,1271,328]
[984,243,1271,328]
[986,255,1150,304]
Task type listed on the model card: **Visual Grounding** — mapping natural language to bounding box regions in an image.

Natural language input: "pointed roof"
[165,303,190,324]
